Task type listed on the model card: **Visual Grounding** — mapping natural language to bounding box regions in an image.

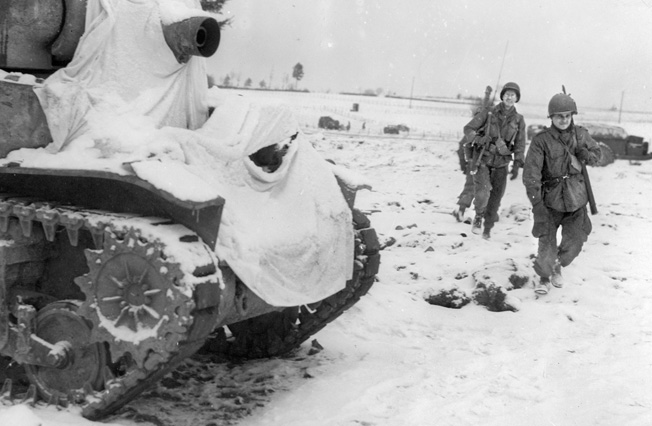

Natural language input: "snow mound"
[503,202,531,222]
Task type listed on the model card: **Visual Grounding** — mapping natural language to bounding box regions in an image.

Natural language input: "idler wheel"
[24,300,108,404]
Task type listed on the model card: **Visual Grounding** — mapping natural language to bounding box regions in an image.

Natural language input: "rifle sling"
[543,128,580,188]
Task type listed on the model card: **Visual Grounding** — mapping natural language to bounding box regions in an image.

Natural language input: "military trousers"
[472,163,508,230]
[457,171,475,209]
[533,205,592,278]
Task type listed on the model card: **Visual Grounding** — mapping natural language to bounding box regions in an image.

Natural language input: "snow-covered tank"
[0,0,379,419]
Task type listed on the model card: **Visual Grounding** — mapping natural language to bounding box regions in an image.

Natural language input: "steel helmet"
[548,93,578,117]
[500,82,521,102]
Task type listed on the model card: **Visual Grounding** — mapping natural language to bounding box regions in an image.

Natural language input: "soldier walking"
[453,86,493,223]
[452,135,474,223]
[522,90,601,295]
[463,82,526,239]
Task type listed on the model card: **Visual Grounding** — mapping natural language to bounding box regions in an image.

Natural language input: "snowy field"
[2,91,652,426]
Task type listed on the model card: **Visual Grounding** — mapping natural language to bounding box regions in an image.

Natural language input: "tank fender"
[328,160,373,209]
[50,0,88,64]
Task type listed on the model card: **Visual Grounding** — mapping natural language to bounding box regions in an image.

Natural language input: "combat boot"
[452,207,465,222]
[551,261,563,288]
[535,277,551,295]
[472,215,482,234]
[482,227,491,240]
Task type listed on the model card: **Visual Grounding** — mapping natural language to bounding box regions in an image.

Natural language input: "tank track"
[203,208,380,359]
[0,194,221,420]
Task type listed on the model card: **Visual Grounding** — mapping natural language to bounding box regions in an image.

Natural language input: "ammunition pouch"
[569,154,582,173]
[494,138,512,156]
[543,173,588,213]
[473,134,491,148]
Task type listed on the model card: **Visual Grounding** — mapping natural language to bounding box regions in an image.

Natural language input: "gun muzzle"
[162,16,221,64]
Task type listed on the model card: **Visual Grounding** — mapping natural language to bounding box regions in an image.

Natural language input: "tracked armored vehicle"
[579,123,651,162]
[0,0,379,420]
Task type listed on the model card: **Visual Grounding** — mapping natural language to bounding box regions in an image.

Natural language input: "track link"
[0,194,222,419]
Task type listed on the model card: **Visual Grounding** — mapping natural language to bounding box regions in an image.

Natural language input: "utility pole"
[618,90,624,123]
[269,66,274,90]
[409,75,415,109]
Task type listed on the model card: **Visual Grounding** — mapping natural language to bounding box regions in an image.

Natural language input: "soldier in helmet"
[522,90,601,295]
[463,81,526,239]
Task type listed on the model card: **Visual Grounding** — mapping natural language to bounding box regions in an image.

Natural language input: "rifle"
[468,86,493,175]
[469,112,491,175]
[582,163,598,215]
[563,86,597,215]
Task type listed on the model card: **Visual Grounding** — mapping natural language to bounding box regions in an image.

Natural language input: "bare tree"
[292,63,304,90]
[200,0,232,26]
[201,0,230,86]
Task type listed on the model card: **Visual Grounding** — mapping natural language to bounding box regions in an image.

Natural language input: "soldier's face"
[502,90,517,107]
[552,112,573,130]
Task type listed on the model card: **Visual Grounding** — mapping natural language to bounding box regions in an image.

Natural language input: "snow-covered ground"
[2,91,652,426]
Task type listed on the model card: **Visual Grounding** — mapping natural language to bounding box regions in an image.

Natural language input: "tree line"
[209,63,305,91]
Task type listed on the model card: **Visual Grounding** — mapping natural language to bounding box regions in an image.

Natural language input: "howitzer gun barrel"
[162,16,221,64]
[1,1,220,73]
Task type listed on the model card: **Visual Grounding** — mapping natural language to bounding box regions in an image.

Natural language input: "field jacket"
[463,102,526,169]
[523,123,601,214]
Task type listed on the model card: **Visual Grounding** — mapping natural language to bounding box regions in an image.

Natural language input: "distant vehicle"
[318,116,342,130]
[527,124,545,140]
[579,123,651,161]
[383,124,410,135]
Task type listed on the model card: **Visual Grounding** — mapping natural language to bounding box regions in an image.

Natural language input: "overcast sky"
[208,0,652,112]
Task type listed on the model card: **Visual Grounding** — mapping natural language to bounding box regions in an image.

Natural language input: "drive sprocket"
[76,227,195,370]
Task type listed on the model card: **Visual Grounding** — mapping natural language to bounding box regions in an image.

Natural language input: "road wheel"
[24,300,108,404]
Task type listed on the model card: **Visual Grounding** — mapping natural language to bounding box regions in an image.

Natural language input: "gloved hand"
[510,160,523,180]
[461,161,469,174]
[510,164,520,180]
[532,201,549,221]
[577,147,591,164]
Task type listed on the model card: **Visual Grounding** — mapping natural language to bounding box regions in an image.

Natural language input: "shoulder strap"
[508,125,519,144]
[556,130,582,174]
[555,136,574,156]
